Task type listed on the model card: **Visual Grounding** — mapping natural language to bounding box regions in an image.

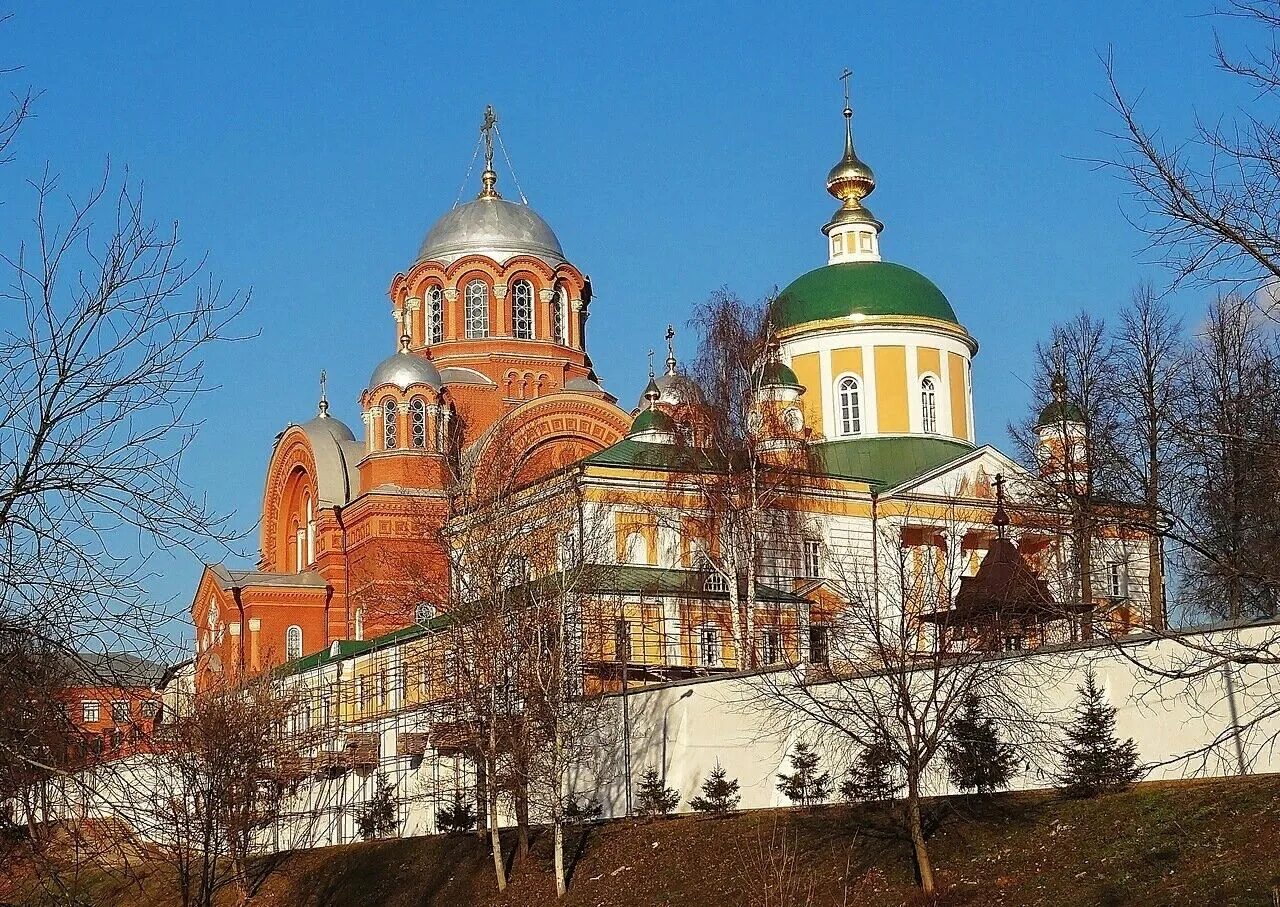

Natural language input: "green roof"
[630,407,675,435]
[585,439,720,471]
[759,360,800,387]
[277,612,453,677]
[584,565,808,603]
[771,261,958,330]
[813,436,973,488]
[1037,399,1085,427]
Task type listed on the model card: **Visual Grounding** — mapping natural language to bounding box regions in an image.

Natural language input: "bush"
[689,761,741,813]
[776,742,830,807]
[563,792,604,823]
[635,766,680,818]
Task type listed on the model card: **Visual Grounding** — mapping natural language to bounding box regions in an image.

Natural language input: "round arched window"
[382,398,399,450]
[465,280,489,339]
[836,376,862,436]
[410,397,427,449]
[511,279,534,340]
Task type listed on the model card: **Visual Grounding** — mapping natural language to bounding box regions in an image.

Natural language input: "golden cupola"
[823,77,883,264]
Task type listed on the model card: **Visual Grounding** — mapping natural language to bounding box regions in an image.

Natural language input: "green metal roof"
[812,436,973,488]
[759,360,801,387]
[585,565,808,603]
[1036,399,1085,427]
[771,261,958,329]
[277,612,453,677]
[585,439,720,471]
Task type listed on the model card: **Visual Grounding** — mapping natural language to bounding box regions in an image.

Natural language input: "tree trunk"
[553,817,567,898]
[906,794,935,894]
[515,783,530,861]
[486,727,507,892]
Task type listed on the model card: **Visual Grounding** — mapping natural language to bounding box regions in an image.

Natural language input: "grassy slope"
[10,776,1280,907]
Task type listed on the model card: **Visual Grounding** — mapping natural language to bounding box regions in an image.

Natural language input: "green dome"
[630,407,675,435]
[1037,399,1085,427]
[758,360,800,387]
[771,261,958,330]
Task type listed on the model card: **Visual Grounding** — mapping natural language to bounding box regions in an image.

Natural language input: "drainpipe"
[323,584,334,648]
[231,585,246,673]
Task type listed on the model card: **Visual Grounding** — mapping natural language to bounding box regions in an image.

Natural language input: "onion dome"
[1037,375,1084,427]
[369,335,443,392]
[629,406,676,436]
[824,97,881,234]
[759,359,801,388]
[771,261,958,330]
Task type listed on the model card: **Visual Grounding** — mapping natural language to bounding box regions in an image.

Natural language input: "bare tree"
[148,673,320,907]
[757,492,1060,895]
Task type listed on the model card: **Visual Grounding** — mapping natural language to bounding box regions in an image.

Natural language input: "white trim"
[832,372,864,438]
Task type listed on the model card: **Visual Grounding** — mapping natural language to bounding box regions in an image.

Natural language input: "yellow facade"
[874,345,909,433]
[948,351,970,441]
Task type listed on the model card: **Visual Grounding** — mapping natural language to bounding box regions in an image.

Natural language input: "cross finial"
[992,473,1010,538]
[664,324,677,375]
[318,369,329,418]
[647,347,655,378]
[478,105,501,199]
[839,68,853,117]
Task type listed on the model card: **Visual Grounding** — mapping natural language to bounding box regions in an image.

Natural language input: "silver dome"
[296,414,362,506]
[368,350,443,392]
[417,197,564,265]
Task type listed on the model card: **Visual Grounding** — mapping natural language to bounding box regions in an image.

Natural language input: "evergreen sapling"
[689,761,741,813]
[776,742,831,806]
[1057,668,1143,797]
[944,694,1017,794]
[356,772,400,840]
[840,734,903,803]
[635,766,681,818]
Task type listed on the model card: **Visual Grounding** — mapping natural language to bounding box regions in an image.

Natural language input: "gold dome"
[823,102,882,235]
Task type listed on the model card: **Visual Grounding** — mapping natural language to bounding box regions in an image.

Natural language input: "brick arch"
[261,428,318,571]
[473,394,630,485]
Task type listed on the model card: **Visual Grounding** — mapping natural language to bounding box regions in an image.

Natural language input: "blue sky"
[0,2,1251,630]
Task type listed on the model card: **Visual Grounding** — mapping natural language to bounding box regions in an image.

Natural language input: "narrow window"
[305,495,315,564]
[614,619,632,663]
[699,625,721,667]
[760,628,781,665]
[286,625,303,661]
[832,234,844,255]
[82,700,100,723]
[860,232,873,252]
[465,279,489,339]
[410,397,427,449]
[427,286,444,344]
[1108,563,1127,598]
[808,625,830,664]
[623,531,647,565]
[354,608,365,641]
[511,279,534,340]
[803,538,822,578]
[111,701,130,723]
[837,376,861,436]
[921,376,938,434]
[382,398,398,450]
[551,288,567,345]
[558,531,579,571]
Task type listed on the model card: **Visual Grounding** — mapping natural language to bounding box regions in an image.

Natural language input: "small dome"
[417,197,564,265]
[630,406,675,436]
[772,262,958,330]
[758,360,801,387]
[1037,399,1085,427]
[369,348,443,392]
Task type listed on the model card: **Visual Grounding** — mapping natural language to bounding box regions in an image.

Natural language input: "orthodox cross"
[839,68,853,114]
[481,105,497,171]
[318,369,329,417]
[664,324,676,374]
[992,473,1009,538]
[647,347,656,378]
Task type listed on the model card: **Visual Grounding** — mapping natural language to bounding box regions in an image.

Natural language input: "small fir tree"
[689,761,742,813]
[840,735,903,803]
[436,790,478,833]
[635,766,681,819]
[356,772,400,840]
[1057,668,1143,797]
[944,694,1017,794]
[776,742,831,807]
[563,792,604,823]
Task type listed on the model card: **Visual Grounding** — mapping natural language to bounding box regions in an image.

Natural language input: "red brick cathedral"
[192,109,631,685]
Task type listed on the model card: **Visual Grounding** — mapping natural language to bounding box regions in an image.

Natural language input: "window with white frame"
[285,625,303,661]
[382,398,398,450]
[1107,562,1127,599]
[837,376,862,436]
[511,279,534,340]
[921,375,938,434]
[464,279,489,339]
[427,286,443,344]
[803,537,822,578]
[410,397,427,449]
[557,530,579,571]
[832,234,844,255]
[759,628,782,665]
[698,625,721,667]
[698,552,729,592]
[82,700,100,723]
[305,494,315,564]
[414,601,435,625]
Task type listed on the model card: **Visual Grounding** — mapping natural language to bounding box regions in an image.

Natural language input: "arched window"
[511,279,534,340]
[465,280,489,339]
[920,376,938,434]
[427,286,443,344]
[382,398,398,450]
[551,287,566,345]
[410,397,427,449]
[305,494,315,565]
[836,376,862,436]
[285,625,303,661]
